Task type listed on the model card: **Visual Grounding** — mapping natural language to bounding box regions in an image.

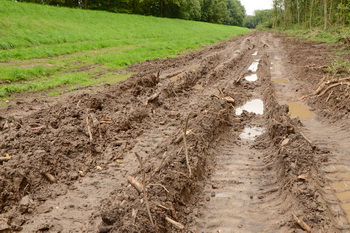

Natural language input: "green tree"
[201,0,228,24]
[224,0,246,26]
[179,0,202,20]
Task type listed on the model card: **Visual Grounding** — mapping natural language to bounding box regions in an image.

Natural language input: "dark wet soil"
[1,31,350,233]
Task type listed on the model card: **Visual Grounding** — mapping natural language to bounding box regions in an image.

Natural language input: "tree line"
[17,0,246,26]
[272,0,350,29]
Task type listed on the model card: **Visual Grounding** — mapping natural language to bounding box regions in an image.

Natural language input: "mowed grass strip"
[0,0,250,98]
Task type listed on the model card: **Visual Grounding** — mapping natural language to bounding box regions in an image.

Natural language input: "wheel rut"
[196,127,289,233]
[267,32,350,231]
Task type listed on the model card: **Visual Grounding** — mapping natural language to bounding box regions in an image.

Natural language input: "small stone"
[19,195,33,213]
[211,192,216,197]
[99,226,113,233]
[281,138,290,147]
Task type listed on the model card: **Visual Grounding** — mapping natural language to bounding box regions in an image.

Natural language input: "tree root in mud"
[300,76,350,100]
[99,98,233,232]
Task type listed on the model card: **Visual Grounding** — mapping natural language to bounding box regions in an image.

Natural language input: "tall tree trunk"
[309,0,314,28]
[324,0,328,30]
[297,0,300,25]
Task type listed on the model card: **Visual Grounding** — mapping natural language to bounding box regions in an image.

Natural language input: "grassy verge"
[280,26,350,43]
[277,26,350,78]
[0,0,250,101]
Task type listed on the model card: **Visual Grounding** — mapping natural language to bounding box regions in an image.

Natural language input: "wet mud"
[0,31,349,232]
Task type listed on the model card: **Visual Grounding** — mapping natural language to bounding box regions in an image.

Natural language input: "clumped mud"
[0,31,348,232]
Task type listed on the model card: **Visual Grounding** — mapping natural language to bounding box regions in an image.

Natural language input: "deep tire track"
[196,128,290,233]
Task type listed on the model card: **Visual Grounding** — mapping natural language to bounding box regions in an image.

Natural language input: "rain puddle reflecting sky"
[235,99,264,115]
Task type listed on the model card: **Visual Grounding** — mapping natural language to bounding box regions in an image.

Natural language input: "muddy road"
[1,31,350,232]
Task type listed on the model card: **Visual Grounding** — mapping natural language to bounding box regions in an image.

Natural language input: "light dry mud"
[0,31,349,232]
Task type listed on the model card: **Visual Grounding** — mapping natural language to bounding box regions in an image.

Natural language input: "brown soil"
[1,31,350,233]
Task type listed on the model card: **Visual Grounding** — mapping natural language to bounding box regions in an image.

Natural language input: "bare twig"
[326,90,333,102]
[292,213,312,233]
[175,130,193,143]
[211,94,235,104]
[165,216,185,229]
[127,176,143,193]
[299,77,350,100]
[152,152,168,177]
[145,93,160,105]
[157,203,171,210]
[183,114,192,177]
[135,152,155,226]
[132,209,138,224]
[0,157,11,162]
[217,87,224,96]
[234,74,245,84]
[76,99,82,108]
[300,131,313,147]
[149,183,169,193]
[317,82,350,98]
[86,116,93,142]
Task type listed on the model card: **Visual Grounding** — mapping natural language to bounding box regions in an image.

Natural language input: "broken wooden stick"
[183,114,192,177]
[165,216,185,230]
[86,116,93,142]
[151,152,168,176]
[223,96,235,104]
[0,157,11,162]
[149,183,169,193]
[211,94,235,104]
[175,129,192,143]
[145,93,160,105]
[292,213,312,233]
[299,76,350,100]
[43,172,57,183]
[135,152,155,226]
[317,82,350,98]
[300,131,313,148]
[127,176,143,194]
[326,90,333,103]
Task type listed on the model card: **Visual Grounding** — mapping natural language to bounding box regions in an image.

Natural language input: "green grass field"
[0,0,250,99]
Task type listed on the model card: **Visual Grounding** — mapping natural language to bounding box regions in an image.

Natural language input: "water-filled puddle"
[245,73,258,82]
[326,173,350,180]
[324,165,350,173]
[252,51,258,56]
[240,126,265,140]
[285,102,313,120]
[328,173,350,223]
[272,78,289,83]
[236,99,264,115]
[340,203,350,223]
[335,191,350,202]
[248,60,260,72]
[330,181,350,193]
[332,181,350,223]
